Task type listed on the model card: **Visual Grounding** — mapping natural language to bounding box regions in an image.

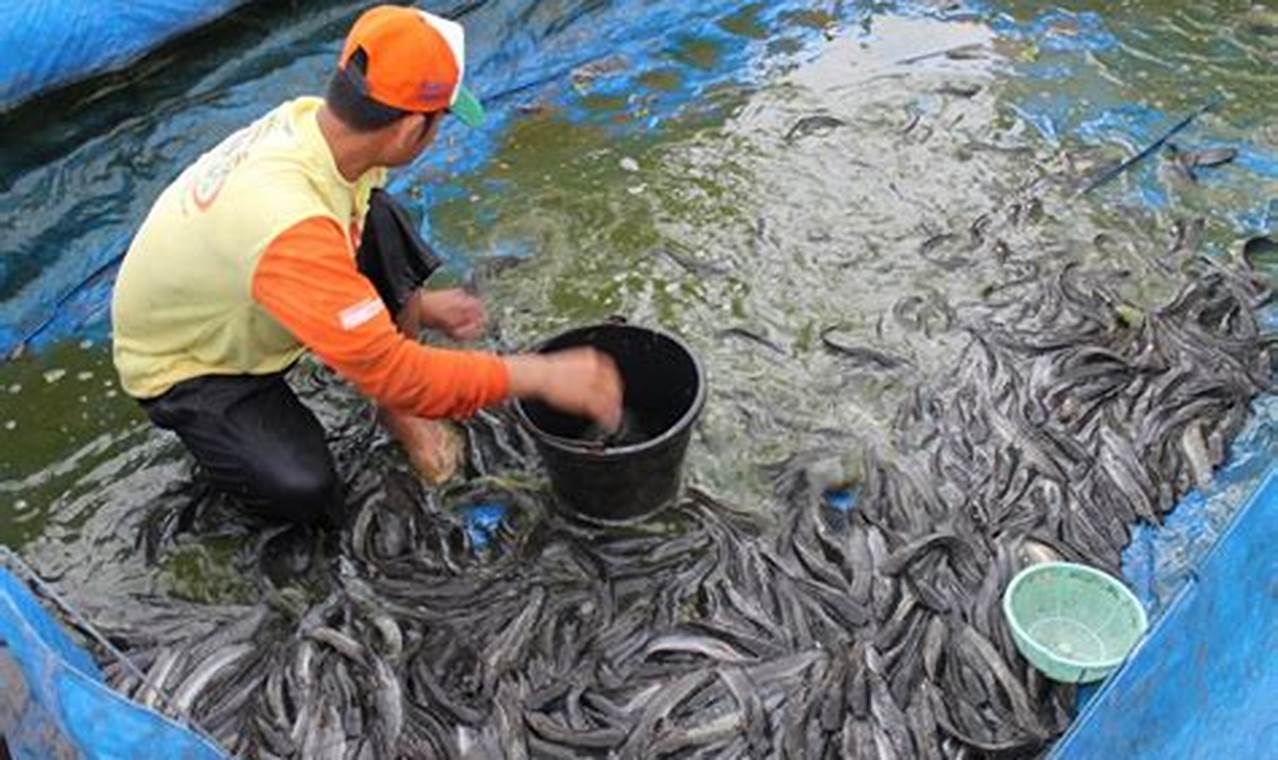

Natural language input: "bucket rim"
[511,321,707,459]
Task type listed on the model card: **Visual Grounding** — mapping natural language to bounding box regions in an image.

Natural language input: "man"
[111,5,622,528]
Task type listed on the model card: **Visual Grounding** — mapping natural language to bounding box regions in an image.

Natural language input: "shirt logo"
[189,114,278,211]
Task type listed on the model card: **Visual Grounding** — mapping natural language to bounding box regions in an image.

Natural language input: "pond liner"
[0,0,254,112]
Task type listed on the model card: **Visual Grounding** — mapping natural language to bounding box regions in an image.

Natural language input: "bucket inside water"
[513,322,706,523]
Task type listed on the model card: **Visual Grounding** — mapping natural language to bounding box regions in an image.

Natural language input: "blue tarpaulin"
[0,554,228,760]
[1052,468,1278,758]
[0,1,251,111]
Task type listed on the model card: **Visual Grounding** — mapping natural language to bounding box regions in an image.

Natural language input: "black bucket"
[513,322,706,524]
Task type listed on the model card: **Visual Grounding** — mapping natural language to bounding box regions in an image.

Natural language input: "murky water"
[1,0,1277,649]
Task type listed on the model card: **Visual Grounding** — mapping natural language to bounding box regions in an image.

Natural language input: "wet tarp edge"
[0,0,252,111]
[0,557,229,760]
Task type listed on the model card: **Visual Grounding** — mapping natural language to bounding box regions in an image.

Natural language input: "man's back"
[111,96,384,400]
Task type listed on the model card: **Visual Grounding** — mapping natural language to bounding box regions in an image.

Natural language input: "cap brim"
[450,84,486,128]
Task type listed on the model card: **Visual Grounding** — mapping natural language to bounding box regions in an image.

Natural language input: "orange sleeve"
[251,216,510,419]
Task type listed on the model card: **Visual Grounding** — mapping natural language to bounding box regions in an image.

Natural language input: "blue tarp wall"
[0,1,251,111]
[0,551,228,759]
[1053,468,1278,759]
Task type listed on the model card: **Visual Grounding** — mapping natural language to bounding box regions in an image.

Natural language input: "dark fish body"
[643,632,756,664]
[718,326,788,356]
[822,325,913,369]
[581,406,647,447]
[938,82,982,98]
[1185,147,1238,168]
[1243,235,1278,269]
[784,114,849,142]
[306,627,367,665]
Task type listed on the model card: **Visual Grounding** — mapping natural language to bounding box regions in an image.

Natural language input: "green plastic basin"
[1002,561,1149,683]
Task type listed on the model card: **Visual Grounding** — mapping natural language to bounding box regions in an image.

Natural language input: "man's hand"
[377,408,463,484]
[418,289,487,341]
[505,348,624,432]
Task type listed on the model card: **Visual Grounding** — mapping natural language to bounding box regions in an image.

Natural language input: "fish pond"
[1,0,1277,757]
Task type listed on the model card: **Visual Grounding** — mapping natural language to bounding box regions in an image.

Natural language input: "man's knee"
[255,460,344,527]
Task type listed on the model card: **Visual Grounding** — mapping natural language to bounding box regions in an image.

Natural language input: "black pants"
[142,371,344,526]
[138,190,440,526]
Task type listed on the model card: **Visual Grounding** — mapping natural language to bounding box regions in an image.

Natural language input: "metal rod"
[1079,96,1223,196]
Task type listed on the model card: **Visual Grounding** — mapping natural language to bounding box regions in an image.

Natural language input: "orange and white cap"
[339,5,485,127]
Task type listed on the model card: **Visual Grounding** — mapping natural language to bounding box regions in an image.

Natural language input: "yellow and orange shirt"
[111,96,508,418]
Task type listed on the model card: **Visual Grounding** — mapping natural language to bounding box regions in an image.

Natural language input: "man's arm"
[252,216,623,429]
[252,216,509,419]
